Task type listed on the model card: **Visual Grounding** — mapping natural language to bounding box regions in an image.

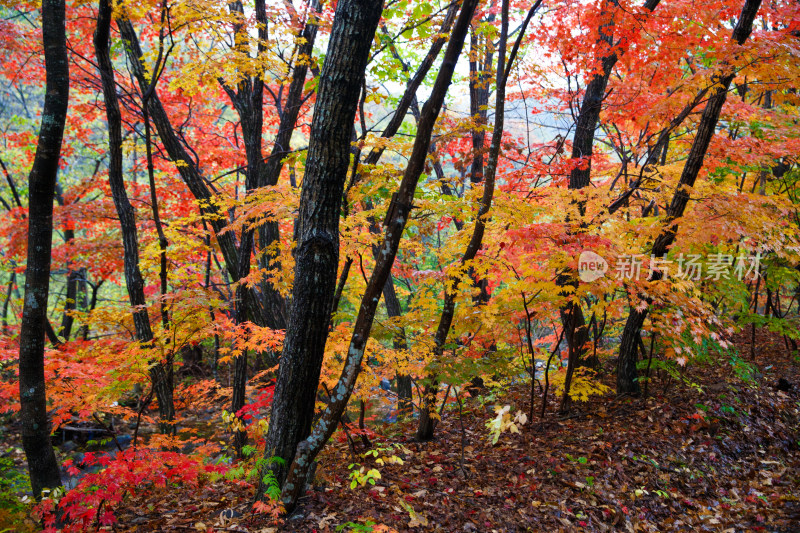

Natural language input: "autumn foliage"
[0,0,799,530]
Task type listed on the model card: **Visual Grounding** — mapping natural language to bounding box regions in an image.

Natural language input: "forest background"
[0,0,799,530]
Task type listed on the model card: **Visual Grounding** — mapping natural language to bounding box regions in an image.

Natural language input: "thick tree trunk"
[261,0,384,489]
[273,0,479,510]
[95,0,174,429]
[18,0,69,499]
[616,0,761,394]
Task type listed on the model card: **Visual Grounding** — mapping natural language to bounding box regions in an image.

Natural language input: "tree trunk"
[223,3,323,443]
[18,0,69,499]
[95,0,174,430]
[468,21,493,186]
[222,0,269,453]
[261,0,384,489]
[273,0,479,510]
[557,0,661,375]
[341,7,460,414]
[616,0,761,394]
[416,0,539,440]
[382,276,412,413]
[256,0,322,330]
[78,276,101,341]
[2,273,16,334]
[54,185,78,341]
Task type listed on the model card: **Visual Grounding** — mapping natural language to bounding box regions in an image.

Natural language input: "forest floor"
[3,330,800,532]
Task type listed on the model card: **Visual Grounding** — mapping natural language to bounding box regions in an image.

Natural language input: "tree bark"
[417,0,509,440]
[18,0,69,499]
[95,0,174,430]
[616,0,762,394]
[222,0,272,454]
[256,0,323,332]
[54,185,78,341]
[466,16,495,306]
[2,273,16,334]
[382,275,412,413]
[468,18,494,186]
[223,4,324,444]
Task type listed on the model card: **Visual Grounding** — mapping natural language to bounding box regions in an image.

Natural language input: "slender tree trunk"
[223,2,324,446]
[222,0,269,453]
[231,222,255,452]
[18,0,69,499]
[326,6,460,416]
[616,0,762,394]
[2,273,16,334]
[382,275,412,413]
[57,267,79,341]
[53,187,78,341]
[95,0,174,430]
[115,14,242,287]
[261,0,384,489]
[463,17,495,339]
[142,101,173,396]
[468,20,493,186]
[257,0,322,330]
[78,277,101,340]
[557,0,624,374]
[417,0,541,440]
[557,0,662,377]
[354,7,460,413]
[143,109,169,331]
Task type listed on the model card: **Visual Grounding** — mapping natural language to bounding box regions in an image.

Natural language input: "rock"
[114,434,133,449]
